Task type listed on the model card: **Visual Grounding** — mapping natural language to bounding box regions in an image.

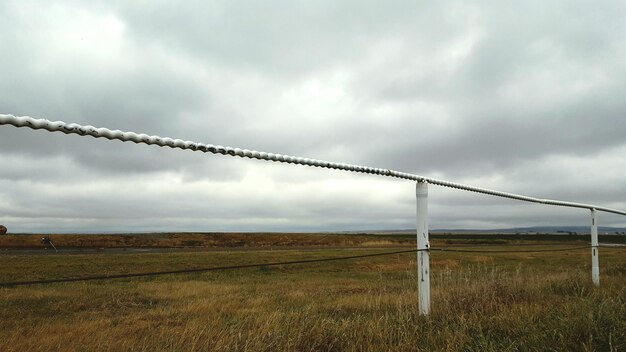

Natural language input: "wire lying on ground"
[0,248,421,288]
[430,246,591,253]
[0,245,609,288]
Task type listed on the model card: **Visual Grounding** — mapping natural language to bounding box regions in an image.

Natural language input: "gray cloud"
[1,0,625,232]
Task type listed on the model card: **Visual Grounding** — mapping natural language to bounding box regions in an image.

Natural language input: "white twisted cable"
[1,114,624,216]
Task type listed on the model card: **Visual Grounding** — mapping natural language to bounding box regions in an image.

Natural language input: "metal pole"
[591,209,599,287]
[416,181,430,315]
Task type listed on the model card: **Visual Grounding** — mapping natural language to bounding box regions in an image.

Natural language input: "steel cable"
[1,114,624,216]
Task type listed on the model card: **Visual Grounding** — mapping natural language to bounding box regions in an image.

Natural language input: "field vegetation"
[0,235,625,351]
[0,233,414,249]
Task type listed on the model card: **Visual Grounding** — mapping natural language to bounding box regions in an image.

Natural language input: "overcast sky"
[1,1,625,233]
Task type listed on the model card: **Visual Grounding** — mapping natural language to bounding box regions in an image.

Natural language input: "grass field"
[1,237,625,351]
[0,232,414,249]
[3,232,623,250]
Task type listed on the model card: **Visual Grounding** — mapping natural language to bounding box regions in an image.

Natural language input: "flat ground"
[0,235,624,351]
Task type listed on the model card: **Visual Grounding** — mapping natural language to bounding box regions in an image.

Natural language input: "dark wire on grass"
[1,245,617,288]
[435,242,592,247]
[430,246,592,253]
[0,248,424,288]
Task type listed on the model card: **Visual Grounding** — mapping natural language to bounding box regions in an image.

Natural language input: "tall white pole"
[591,209,599,287]
[416,181,430,315]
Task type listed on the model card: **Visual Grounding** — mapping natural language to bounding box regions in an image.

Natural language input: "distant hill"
[355,226,626,235]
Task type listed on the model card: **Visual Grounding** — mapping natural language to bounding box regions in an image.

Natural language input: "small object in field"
[0,225,6,235]
[41,236,58,252]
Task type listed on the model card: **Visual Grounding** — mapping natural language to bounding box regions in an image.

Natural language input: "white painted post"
[590,209,599,287]
[416,181,430,315]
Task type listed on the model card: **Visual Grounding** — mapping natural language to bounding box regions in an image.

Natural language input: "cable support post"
[590,208,600,287]
[415,181,430,315]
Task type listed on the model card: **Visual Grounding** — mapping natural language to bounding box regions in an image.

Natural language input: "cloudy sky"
[1,0,625,233]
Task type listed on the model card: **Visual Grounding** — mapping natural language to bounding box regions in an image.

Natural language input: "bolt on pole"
[590,209,599,287]
[416,181,430,315]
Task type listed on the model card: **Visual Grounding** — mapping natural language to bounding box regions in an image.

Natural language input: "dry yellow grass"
[0,242,624,351]
[0,233,414,249]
